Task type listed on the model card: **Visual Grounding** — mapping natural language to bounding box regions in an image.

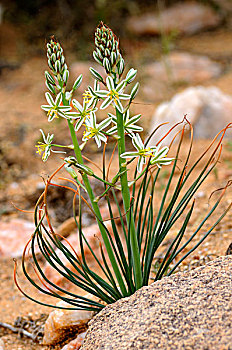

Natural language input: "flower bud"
[45,71,56,85]
[46,36,68,78]
[93,22,122,75]
[130,82,140,100]
[89,67,104,83]
[126,68,137,84]
[72,74,83,91]
[64,164,78,179]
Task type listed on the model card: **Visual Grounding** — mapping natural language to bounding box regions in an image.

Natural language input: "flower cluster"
[39,26,173,175]
[93,21,124,77]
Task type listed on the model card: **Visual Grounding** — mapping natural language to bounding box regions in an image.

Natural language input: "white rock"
[43,300,94,345]
[149,86,232,144]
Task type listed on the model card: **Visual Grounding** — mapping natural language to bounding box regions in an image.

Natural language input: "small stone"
[0,338,5,350]
[127,2,221,36]
[43,300,94,345]
[57,217,77,238]
[61,331,86,350]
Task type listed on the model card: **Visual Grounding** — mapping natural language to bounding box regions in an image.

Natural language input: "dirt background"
[0,1,232,349]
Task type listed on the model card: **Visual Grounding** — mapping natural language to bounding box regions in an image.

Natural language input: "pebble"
[43,299,94,345]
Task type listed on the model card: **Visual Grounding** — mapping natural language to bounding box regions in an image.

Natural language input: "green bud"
[45,81,56,94]
[45,71,56,85]
[89,67,104,83]
[63,69,69,84]
[72,74,83,91]
[130,82,140,100]
[64,164,78,179]
[126,68,137,84]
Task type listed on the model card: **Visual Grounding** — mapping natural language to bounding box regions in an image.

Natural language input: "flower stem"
[67,119,127,295]
[116,109,142,289]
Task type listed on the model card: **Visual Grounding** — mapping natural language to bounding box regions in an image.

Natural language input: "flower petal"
[45,92,55,106]
[75,118,85,131]
[55,92,62,106]
[100,97,112,110]
[72,99,83,112]
[106,76,115,91]
[98,117,112,130]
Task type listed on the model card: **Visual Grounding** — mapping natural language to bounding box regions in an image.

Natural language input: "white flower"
[121,134,173,172]
[82,113,111,148]
[150,145,173,168]
[41,92,71,122]
[95,76,130,113]
[70,98,98,131]
[107,110,143,136]
[35,129,54,162]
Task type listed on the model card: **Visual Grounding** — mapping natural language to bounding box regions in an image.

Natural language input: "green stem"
[116,109,142,289]
[67,119,127,295]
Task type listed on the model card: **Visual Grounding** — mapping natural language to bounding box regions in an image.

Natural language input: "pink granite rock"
[0,219,35,258]
[82,256,232,350]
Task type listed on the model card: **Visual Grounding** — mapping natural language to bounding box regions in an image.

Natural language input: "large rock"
[144,52,222,85]
[127,2,221,36]
[149,86,232,144]
[82,256,232,350]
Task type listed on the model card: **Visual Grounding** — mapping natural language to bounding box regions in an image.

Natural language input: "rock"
[127,2,221,36]
[44,222,112,286]
[61,331,86,350]
[0,338,5,350]
[144,52,222,85]
[43,300,93,345]
[82,256,232,350]
[0,219,35,258]
[226,243,232,255]
[57,217,77,238]
[149,86,232,144]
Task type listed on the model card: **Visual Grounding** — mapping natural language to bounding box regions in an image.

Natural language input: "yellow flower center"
[35,143,47,155]
[107,89,119,103]
[138,147,153,158]
[83,90,92,102]
[83,127,98,140]
[47,107,59,119]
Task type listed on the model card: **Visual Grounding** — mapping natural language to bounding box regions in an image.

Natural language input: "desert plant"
[15,23,231,312]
